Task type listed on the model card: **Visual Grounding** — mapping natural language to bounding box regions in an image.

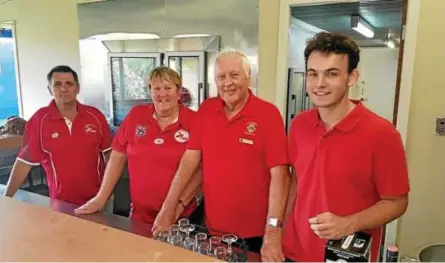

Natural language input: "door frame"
[163,51,207,106]
[286,69,308,132]
[275,0,420,251]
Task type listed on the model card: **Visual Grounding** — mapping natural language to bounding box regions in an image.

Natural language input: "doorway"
[285,1,407,131]
[275,0,419,260]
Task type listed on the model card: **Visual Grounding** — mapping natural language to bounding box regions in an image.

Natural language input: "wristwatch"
[267,217,283,228]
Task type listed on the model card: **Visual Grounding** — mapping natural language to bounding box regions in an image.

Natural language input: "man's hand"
[260,227,285,262]
[151,206,177,236]
[309,212,355,240]
[74,196,106,215]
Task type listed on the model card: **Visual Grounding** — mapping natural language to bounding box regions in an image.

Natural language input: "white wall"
[350,47,399,122]
[0,0,81,119]
[288,18,323,71]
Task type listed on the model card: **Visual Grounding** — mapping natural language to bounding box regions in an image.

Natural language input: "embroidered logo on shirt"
[135,125,147,137]
[245,122,257,135]
[84,124,97,135]
[174,129,189,143]
[51,132,59,139]
[154,138,164,145]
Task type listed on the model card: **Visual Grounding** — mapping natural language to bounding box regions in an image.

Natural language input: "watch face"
[269,217,282,227]
[270,218,278,226]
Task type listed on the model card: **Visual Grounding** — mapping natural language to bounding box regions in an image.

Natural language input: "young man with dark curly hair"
[283,32,410,262]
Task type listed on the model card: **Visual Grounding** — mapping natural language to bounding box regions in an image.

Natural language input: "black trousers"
[187,198,205,226]
[244,236,264,253]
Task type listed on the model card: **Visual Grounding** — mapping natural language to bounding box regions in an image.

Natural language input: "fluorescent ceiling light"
[88,33,160,41]
[173,34,211,38]
[350,15,374,38]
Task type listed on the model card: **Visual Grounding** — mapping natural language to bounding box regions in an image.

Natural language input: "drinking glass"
[169,234,184,247]
[168,224,180,243]
[222,234,238,254]
[197,242,211,255]
[178,218,190,227]
[158,230,170,243]
[183,238,196,251]
[179,224,195,240]
[214,246,228,260]
[169,224,180,235]
[209,236,222,252]
[195,232,207,246]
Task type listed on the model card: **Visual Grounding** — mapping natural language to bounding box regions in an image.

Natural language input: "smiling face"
[306,51,359,109]
[149,76,180,115]
[214,55,251,108]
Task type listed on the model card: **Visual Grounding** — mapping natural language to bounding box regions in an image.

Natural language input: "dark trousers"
[188,198,205,225]
[244,236,263,253]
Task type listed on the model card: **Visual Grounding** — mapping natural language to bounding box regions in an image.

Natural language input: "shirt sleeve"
[372,128,410,197]
[111,112,131,154]
[17,114,42,166]
[97,111,112,152]
[264,106,290,169]
[186,107,204,150]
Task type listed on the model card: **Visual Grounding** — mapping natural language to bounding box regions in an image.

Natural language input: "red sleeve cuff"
[111,143,126,154]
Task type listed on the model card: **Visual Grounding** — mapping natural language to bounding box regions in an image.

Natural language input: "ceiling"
[291,0,405,47]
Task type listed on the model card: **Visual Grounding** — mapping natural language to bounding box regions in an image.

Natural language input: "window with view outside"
[0,24,20,126]
[110,56,156,126]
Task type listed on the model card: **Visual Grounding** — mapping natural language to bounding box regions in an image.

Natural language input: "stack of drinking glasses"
[153,218,246,262]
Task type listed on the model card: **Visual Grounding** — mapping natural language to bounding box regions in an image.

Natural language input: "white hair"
[215,48,251,77]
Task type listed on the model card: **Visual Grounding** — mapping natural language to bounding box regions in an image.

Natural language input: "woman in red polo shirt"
[75,66,202,225]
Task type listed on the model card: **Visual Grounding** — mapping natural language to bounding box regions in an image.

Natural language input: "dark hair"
[304,32,360,73]
[47,65,79,85]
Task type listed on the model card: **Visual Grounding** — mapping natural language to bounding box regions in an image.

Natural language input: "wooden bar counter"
[0,185,221,262]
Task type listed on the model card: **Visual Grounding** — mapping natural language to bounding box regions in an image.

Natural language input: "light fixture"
[386,39,396,49]
[87,33,160,41]
[350,15,375,38]
[173,34,211,38]
[384,30,398,49]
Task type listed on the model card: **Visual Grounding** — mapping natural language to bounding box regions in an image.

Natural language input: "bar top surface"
[0,185,220,262]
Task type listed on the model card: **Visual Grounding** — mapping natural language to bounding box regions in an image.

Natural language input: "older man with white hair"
[152,49,290,262]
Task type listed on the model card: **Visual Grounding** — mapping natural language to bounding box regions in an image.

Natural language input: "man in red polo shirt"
[4,65,112,206]
[152,49,290,262]
[283,32,410,262]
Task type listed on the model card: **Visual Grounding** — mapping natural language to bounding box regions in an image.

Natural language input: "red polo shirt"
[17,100,112,205]
[187,90,289,237]
[112,104,197,224]
[283,101,410,262]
